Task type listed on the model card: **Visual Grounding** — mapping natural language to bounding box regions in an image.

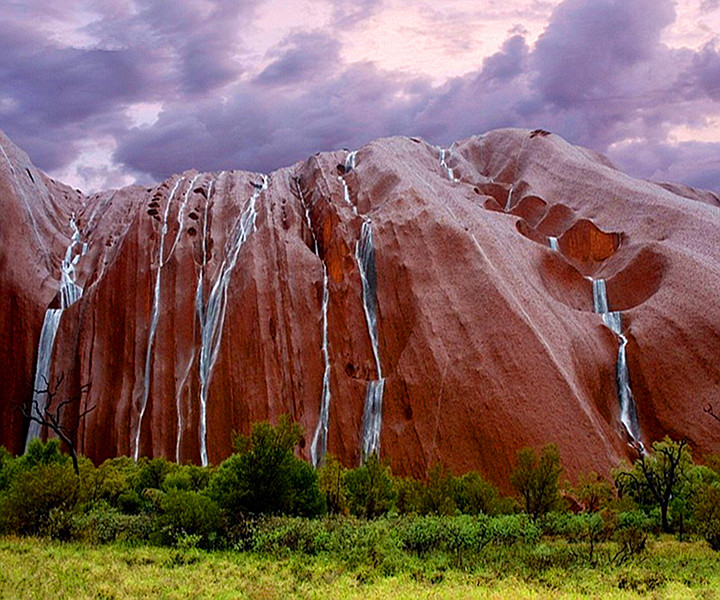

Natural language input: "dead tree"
[19,373,95,476]
[705,403,720,424]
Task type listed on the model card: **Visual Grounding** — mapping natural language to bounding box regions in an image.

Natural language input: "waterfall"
[592,278,642,447]
[196,175,267,466]
[439,148,458,182]
[356,219,385,459]
[548,236,559,251]
[25,309,63,448]
[26,215,88,450]
[294,181,333,468]
[339,151,358,216]
[134,178,184,461]
[505,185,515,211]
[175,177,214,462]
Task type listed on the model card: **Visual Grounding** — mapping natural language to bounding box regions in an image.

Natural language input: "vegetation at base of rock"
[1,420,719,559]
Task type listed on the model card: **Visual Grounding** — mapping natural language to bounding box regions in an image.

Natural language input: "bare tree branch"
[705,403,720,424]
[18,374,95,476]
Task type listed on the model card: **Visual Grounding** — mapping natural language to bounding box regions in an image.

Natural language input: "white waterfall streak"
[26,215,88,450]
[592,278,642,447]
[356,219,385,459]
[196,175,267,466]
[0,143,15,174]
[505,185,515,211]
[339,151,359,216]
[25,310,63,448]
[165,174,200,261]
[299,186,333,468]
[439,148,458,182]
[548,236,559,251]
[175,178,211,462]
[134,178,183,461]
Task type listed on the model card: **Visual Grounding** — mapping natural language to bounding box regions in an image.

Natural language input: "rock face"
[1,127,719,490]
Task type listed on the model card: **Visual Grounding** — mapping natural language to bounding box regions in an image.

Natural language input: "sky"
[0,0,718,193]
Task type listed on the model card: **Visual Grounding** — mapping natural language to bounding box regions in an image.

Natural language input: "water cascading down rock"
[592,278,643,449]
[2,127,719,490]
[26,216,87,449]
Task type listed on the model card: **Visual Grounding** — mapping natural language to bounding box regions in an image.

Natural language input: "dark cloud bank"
[1,0,718,192]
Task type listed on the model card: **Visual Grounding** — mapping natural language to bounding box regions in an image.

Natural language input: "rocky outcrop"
[1,128,718,490]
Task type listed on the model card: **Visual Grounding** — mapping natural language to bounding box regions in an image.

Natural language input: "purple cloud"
[0,0,719,193]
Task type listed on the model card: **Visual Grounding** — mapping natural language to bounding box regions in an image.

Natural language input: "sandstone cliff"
[1,128,718,489]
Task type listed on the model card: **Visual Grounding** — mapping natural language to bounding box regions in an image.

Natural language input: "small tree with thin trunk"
[19,373,94,476]
[510,443,563,521]
[613,437,691,533]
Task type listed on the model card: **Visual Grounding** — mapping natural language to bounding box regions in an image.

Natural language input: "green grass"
[1,536,718,599]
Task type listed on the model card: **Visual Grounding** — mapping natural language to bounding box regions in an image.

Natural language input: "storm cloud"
[0,0,718,192]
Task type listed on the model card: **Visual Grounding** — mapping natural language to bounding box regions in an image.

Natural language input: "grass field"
[1,536,719,599]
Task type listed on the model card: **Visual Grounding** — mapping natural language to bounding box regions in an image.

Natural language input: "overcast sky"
[1,0,718,193]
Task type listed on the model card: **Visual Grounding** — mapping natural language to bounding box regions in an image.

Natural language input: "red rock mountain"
[1,128,719,490]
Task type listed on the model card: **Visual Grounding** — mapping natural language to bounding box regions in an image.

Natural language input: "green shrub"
[420,463,457,515]
[162,464,210,492]
[158,490,221,548]
[487,514,540,545]
[510,444,563,521]
[613,511,651,563]
[395,476,423,514]
[318,454,348,515]
[399,515,490,555]
[455,471,506,516]
[694,483,720,551]
[344,453,396,518]
[209,415,323,518]
[0,447,16,492]
[88,456,137,506]
[0,461,80,535]
[132,457,173,494]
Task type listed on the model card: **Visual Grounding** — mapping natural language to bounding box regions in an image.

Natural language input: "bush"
[420,463,457,515]
[455,471,506,516]
[613,511,651,563]
[318,454,348,515]
[510,444,563,521]
[344,453,396,518]
[0,461,80,535]
[694,483,720,551]
[208,415,324,518]
[158,490,221,548]
[398,515,490,555]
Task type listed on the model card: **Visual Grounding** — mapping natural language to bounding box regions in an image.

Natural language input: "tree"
[613,437,692,533]
[344,452,396,518]
[705,403,720,425]
[208,415,324,518]
[19,374,95,475]
[455,471,506,516]
[318,454,348,515]
[420,463,457,515]
[510,443,563,521]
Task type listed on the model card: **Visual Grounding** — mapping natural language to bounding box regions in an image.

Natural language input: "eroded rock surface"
[2,128,718,489]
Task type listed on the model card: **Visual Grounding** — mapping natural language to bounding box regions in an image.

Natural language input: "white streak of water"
[356,219,385,459]
[439,148,458,182]
[549,236,559,251]
[298,183,333,468]
[134,178,183,461]
[339,151,359,216]
[196,175,267,466]
[592,278,642,447]
[26,215,88,450]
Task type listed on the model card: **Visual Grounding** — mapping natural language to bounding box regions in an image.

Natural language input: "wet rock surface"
[1,128,719,490]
